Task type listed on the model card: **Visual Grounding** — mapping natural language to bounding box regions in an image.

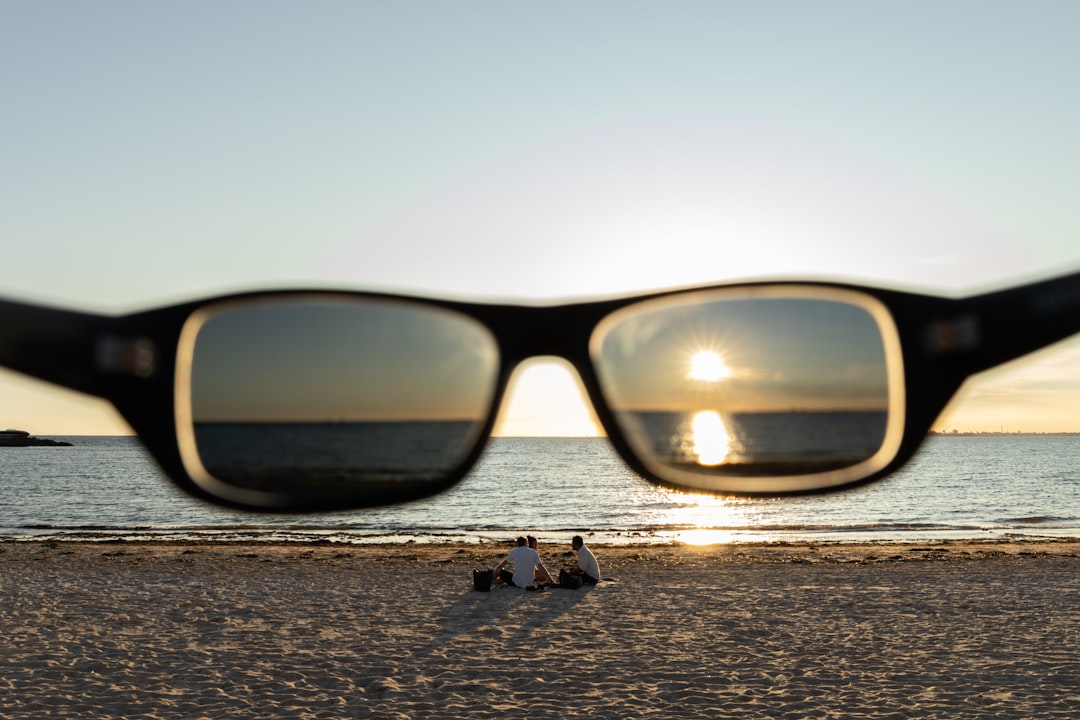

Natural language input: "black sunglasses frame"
[2,270,1079,511]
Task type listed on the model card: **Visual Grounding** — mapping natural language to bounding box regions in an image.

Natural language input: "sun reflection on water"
[673,528,745,545]
[646,490,766,545]
[691,410,731,466]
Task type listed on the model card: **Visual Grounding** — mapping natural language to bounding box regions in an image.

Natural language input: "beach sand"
[3,539,1079,719]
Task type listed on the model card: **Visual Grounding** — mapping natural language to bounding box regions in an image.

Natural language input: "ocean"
[1,435,1078,545]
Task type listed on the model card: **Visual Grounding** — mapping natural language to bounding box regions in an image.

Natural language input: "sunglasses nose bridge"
[495,304,599,371]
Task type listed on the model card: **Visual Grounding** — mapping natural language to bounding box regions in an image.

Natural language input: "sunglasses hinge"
[922,314,981,356]
[95,335,157,378]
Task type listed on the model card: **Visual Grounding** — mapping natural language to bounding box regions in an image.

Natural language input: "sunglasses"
[2,270,1077,511]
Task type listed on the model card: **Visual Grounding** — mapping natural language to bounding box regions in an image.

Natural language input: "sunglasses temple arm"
[950,270,1080,374]
[0,296,124,399]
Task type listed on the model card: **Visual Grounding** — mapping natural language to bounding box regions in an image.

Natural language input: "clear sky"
[2,2,1079,436]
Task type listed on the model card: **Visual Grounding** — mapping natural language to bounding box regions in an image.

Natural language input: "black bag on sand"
[558,569,583,589]
[473,568,493,592]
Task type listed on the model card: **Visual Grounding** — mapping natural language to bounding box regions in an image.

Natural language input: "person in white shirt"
[566,535,601,584]
[494,536,552,589]
[527,534,555,584]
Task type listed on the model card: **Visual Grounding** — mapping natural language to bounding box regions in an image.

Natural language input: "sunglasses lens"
[176,297,499,508]
[592,286,905,494]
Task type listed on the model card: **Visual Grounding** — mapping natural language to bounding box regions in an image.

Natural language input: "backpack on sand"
[472,568,494,592]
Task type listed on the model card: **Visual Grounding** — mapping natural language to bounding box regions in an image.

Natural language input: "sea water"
[0,435,1078,545]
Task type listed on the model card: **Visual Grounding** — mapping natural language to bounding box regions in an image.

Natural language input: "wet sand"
[3,539,1079,718]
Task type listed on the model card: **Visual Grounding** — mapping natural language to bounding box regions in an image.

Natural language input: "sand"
[2,539,1080,719]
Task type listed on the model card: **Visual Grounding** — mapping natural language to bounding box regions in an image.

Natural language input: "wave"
[997,515,1071,526]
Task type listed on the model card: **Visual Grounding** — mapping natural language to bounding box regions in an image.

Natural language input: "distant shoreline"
[928,431,1080,437]
[16,431,1080,439]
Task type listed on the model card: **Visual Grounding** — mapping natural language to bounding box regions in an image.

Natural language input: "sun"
[688,350,731,382]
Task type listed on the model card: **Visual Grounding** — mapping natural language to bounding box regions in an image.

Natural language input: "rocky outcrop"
[0,429,72,447]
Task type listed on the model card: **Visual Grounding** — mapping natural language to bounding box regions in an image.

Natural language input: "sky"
[2,1,1079,436]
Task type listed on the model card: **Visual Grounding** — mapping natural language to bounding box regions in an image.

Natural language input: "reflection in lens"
[690,411,731,466]
[175,296,499,506]
[591,286,904,494]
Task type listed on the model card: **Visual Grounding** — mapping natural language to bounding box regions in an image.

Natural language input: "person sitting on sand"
[494,536,552,589]
[564,535,601,584]
[527,534,555,584]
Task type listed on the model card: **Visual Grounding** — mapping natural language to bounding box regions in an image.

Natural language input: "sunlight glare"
[689,351,731,382]
[675,528,743,546]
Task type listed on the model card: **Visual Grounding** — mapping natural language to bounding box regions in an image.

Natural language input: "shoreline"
[5,538,1079,718]
[5,535,1080,556]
